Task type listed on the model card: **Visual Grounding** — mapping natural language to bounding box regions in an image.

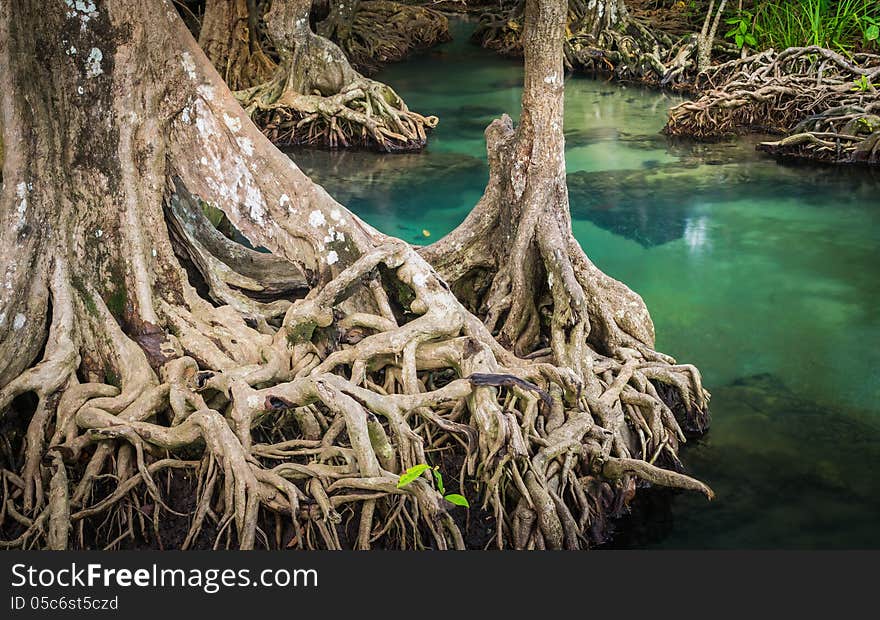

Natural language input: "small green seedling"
[397,464,469,507]
[852,75,873,92]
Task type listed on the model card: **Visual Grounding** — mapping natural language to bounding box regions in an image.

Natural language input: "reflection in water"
[683,216,709,254]
[284,19,880,548]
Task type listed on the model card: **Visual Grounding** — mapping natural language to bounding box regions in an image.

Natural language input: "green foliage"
[432,468,445,495]
[397,464,431,488]
[852,75,873,91]
[731,0,880,53]
[862,16,880,43]
[200,199,226,229]
[725,11,759,49]
[397,464,470,508]
[443,494,470,507]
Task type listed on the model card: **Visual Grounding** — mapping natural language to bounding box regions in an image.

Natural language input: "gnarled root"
[237,73,437,151]
[1,228,710,550]
[318,0,451,74]
[235,0,437,151]
[0,0,710,552]
[472,0,732,87]
[666,46,880,160]
[758,106,880,166]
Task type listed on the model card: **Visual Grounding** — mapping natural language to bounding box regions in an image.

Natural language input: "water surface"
[288,20,880,548]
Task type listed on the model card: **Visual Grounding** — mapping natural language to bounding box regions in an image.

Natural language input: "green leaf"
[735,33,745,48]
[397,464,431,488]
[745,34,758,47]
[739,21,748,34]
[444,494,470,508]
[867,25,879,41]
[726,26,739,38]
[432,467,445,495]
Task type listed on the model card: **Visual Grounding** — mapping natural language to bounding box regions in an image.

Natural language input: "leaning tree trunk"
[234,0,438,151]
[199,0,276,90]
[0,0,709,551]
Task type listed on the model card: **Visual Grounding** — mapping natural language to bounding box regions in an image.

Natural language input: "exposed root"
[665,46,880,156]
[1,230,711,549]
[0,0,711,552]
[235,0,437,151]
[757,105,880,166]
[472,0,736,87]
[318,0,451,74]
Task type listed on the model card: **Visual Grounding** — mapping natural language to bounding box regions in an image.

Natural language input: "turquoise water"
[288,20,880,548]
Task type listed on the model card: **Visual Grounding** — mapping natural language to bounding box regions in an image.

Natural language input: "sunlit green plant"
[852,75,873,91]
[859,14,880,46]
[746,0,880,53]
[725,10,759,49]
[397,464,470,507]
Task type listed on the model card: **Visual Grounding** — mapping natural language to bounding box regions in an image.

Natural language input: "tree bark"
[0,0,709,551]
[199,0,276,90]
[579,0,629,36]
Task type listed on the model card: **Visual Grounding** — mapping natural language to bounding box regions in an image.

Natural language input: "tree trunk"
[199,0,276,90]
[578,0,629,37]
[0,0,709,551]
[697,0,728,73]
[424,0,657,359]
[317,0,358,43]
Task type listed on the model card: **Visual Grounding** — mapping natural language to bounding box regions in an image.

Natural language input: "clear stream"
[288,20,880,548]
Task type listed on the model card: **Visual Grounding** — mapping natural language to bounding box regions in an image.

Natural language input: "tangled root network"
[667,47,880,166]
[323,0,452,73]
[0,242,713,550]
[0,0,713,553]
